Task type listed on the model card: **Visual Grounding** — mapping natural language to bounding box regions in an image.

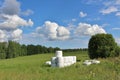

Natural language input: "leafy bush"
[88,34,119,59]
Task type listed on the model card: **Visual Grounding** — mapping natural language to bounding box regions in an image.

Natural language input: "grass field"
[0,51,120,80]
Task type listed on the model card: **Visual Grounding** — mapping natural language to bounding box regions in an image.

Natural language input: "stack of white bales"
[51,51,76,68]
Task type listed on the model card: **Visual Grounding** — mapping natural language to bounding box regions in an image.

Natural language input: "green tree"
[27,45,34,55]
[47,47,54,53]
[6,41,21,58]
[21,45,27,56]
[0,42,7,59]
[88,34,117,59]
[115,46,120,56]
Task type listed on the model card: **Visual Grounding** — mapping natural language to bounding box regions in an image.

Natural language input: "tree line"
[0,41,60,59]
[62,48,88,52]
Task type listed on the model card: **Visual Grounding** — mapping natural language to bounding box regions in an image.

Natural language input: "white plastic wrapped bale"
[63,57,69,64]
[73,56,76,64]
[56,51,63,57]
[91,60,100,64]
[63,56,76,67]
[56,57,64,68]
[51,63,56,67]
[51,57,57,67]
[69,56,74,64]
[83,60,100,66]
[51,57,56,64]
[45,61,51,65]
[83,60,92,66]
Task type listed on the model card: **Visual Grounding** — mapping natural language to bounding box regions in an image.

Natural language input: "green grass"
[0,51,119,80]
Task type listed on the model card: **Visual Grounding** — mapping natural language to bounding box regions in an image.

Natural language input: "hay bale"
[56,51,63,57]
[45,61,51,65]
[51,63,56,67]
[91,60,100,64]
[73,56,76,63]
[83,60,92,66]
[64,57,70,63]
[51,57,57,64]
[56,57,63,63]
[56,57,64,67]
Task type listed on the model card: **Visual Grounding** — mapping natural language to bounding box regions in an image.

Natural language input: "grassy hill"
[0,51,119,80]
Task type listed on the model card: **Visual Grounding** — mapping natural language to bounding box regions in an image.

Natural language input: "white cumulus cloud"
[79,11,87,18]
[116,12,120,16]
[11,29,23,41]
[21,9,34,16]
[116,0,120,4]
[0,30,6,42]
[1,0,20,15]
[0,0,34,41]
[0,14,33,31]
[100,6,118,15]
[36,21,70,41]
[75,23,106,36]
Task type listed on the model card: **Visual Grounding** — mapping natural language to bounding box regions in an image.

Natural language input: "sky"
[0,0,120,49]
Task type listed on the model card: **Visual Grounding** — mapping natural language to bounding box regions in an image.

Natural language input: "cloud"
[79,11,87,17]
[21,9,34,16]
[116,12,120,16]
[11,29,23,41]
[101,0,120,16]
[112,28,120,30]
[83,0,102,5]
[0,0,34,41]
[72,19,77,22]
[100,6,118,14]
[115,38,120,45]
[35,21,70,41]
[0,30,6,42]
[116,0,120,4]
[75,23,106,36]
[103,0,120,7]
[0,14,33,31]
[1,0,20,15]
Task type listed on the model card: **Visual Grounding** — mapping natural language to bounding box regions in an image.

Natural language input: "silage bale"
[83,60,92,66]
[70,56,73,61]
[64,57,70,63]
[91,60,100,64]
[67,56,72,63]
[64,62,67,66]
[45,61,51,65]
[57,62,64,67]
[51,63,56,67]
[56,57,64,63]
[63,56,76,66]
[85,60,89,62]
[51,57,57,64]
[73,56,76,63]
[56,57,64,67]
[71,60,75,64]
[63,57,66,63]
[56,51,63,57]
[67,62,71,66]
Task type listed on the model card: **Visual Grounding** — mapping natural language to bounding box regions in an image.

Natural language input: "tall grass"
[0,51,119,80]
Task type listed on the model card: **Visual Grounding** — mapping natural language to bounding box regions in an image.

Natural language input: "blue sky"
[0,0,120,49]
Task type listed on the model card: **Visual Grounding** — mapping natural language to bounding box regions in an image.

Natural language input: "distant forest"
[0,41,60,59]
[0,41,88,59]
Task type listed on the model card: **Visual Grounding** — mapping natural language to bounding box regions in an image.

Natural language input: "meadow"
[0,51,119,80]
